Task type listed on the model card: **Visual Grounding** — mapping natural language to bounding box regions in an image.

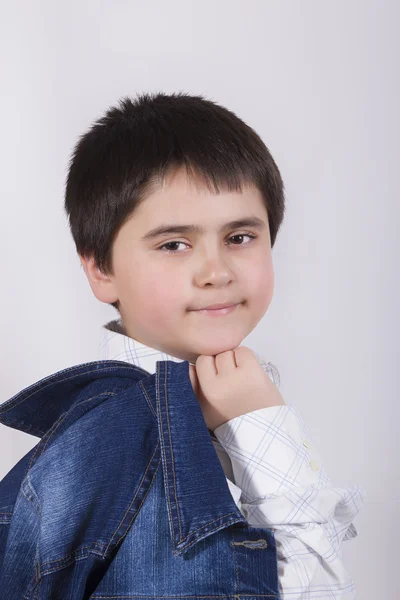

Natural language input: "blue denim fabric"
[0,359,280,599]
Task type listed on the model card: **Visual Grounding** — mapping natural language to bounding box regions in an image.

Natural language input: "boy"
[0,92,364,599]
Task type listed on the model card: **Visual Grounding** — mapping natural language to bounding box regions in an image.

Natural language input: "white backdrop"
[1,1,398,598]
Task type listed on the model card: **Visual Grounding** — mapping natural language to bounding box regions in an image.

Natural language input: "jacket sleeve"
[213,403,366,600]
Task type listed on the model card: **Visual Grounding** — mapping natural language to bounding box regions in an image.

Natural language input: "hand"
[188,346,285,432]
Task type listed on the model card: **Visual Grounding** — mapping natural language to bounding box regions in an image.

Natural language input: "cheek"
[246,257,275,304]
[132,265,185,319]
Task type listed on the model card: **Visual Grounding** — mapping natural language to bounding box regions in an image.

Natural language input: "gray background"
[1,1,398,598]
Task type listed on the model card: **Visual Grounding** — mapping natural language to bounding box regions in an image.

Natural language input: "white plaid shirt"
[99,318,365,599]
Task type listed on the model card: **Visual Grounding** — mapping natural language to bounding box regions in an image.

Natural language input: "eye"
[157,233,257,254]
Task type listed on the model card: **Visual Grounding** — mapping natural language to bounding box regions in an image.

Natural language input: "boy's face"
[81,166,275,365]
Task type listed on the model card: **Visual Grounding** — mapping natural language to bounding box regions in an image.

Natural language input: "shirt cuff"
[213,404,332,500]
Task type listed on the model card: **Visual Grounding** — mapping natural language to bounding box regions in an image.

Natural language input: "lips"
[196,303,240,317]
[199,303,238,310]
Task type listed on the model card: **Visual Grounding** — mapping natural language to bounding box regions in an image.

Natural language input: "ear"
[78,254,119,304]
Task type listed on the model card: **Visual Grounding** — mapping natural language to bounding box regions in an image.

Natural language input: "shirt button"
[303,440,312,449]
[310,460,320,472]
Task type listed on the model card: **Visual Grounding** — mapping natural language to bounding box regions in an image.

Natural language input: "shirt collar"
[98,318,280,386]
[98,318,188,374]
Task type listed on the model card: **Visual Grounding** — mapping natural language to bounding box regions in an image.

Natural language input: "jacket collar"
[0,359,145,438]
[148,358,248,554]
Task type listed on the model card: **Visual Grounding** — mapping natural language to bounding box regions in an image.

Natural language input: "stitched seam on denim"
[103,441,161,556]
[156,364,181,543]
[23,573,40,600]
[21,475,42,517]
[39,540,127,574]
[177,512,245,547]
[138,379,157,421]
[25,392,117,478]
[103,459,162,558]
[164,365,185,541]
[231,528,240,594]
[39,547,96,575]
[165,363,185,541]
[24,414,66,481]
[24,543,42,600]
[0,364,136,414]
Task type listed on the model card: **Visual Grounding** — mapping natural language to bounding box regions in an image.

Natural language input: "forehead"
[135,165,267,221]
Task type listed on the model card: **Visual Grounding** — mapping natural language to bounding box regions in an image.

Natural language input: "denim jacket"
[0,358,280,599]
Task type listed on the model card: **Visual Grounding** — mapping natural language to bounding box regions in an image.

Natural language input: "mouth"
[193,302,242,317]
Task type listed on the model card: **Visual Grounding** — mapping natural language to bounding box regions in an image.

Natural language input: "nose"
[194,248,234,287]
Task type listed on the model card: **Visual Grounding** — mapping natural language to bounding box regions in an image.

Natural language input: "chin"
[196,336,245,357]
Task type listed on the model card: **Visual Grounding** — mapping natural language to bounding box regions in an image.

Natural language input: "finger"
[215,349,237,373]
[195,354,217,376]
[233,346,257,369]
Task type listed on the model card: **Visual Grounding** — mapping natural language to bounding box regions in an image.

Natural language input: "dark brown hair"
[64,91,286,312]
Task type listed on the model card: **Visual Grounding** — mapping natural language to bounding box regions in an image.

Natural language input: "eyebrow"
[141,216,267,241]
